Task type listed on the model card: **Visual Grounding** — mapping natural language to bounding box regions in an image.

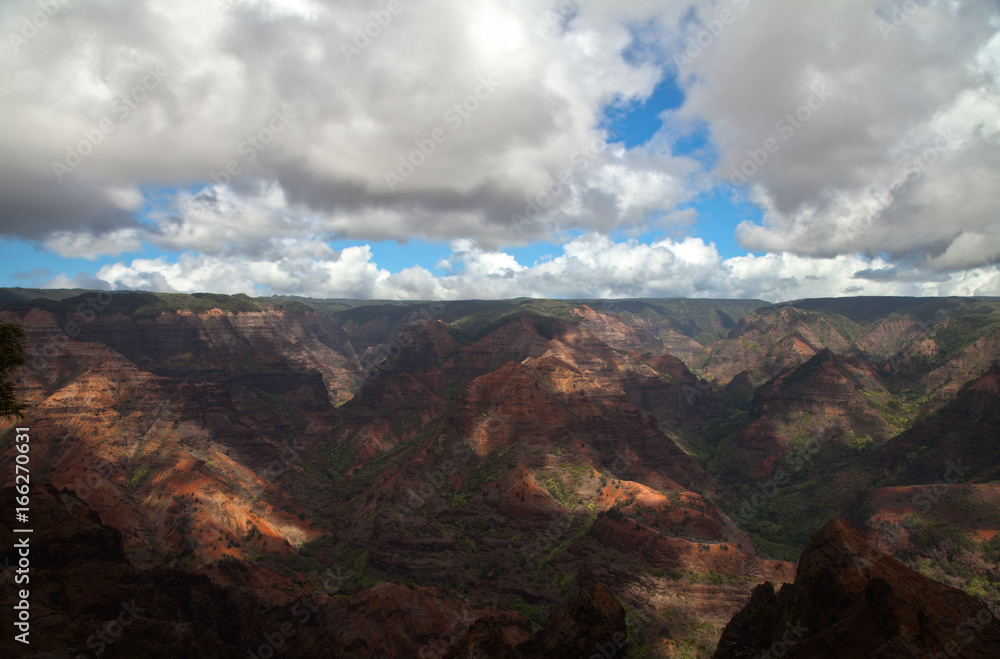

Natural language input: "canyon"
[1,290,998,657]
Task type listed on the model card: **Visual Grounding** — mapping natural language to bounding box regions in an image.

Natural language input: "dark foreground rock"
[714,517,1000,658]
[445,583,628,658]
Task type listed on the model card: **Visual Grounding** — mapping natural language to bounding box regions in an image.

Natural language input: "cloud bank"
[2,0,998,299]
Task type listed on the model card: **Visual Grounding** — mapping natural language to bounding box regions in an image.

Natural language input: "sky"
[1,0,999,302]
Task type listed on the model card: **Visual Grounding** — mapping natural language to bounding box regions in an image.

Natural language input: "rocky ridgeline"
[714,518,1000,658]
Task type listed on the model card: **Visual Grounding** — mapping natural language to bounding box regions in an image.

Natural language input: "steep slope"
[574,304,666,354]
[718,357,1000,567]
[724,349,901,478]
[0,305,353,583]
[309,314,794,656]
[870,361,1000,486]
[847,363,1000,612]
[0,484,560,658]
[689,306,856,385]
[922,325,1000,409]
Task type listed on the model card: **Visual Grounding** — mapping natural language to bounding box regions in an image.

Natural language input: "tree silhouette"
[0,322,28,421]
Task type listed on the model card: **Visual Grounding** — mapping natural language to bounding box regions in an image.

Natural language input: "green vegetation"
[540,515,595,567]
[541,473,580,508]
[909,547,1000,607]
[912,524,969,552]
[0,289,430,322]
[787,297,959,324]
[127,466,149,489]
[321,431,356,495]
[932,301,1000,362]
[8,287,1000,655]
[507,597,547,626]
[456,536,477,553]
[850,433,875,453]
[2,291,267,319]
[689,568,726,585]
[648,608,718,659]
[295,538,373,595]
[736,474,857,558]
[262,392,306,425]
[126,292,264,318]
[439,299,580,341]
[349,421,445,491]
[442,444,514,508]
[610,298,766,345]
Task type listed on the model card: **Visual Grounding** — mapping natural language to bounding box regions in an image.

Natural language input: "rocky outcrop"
[713,518,1000,658]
